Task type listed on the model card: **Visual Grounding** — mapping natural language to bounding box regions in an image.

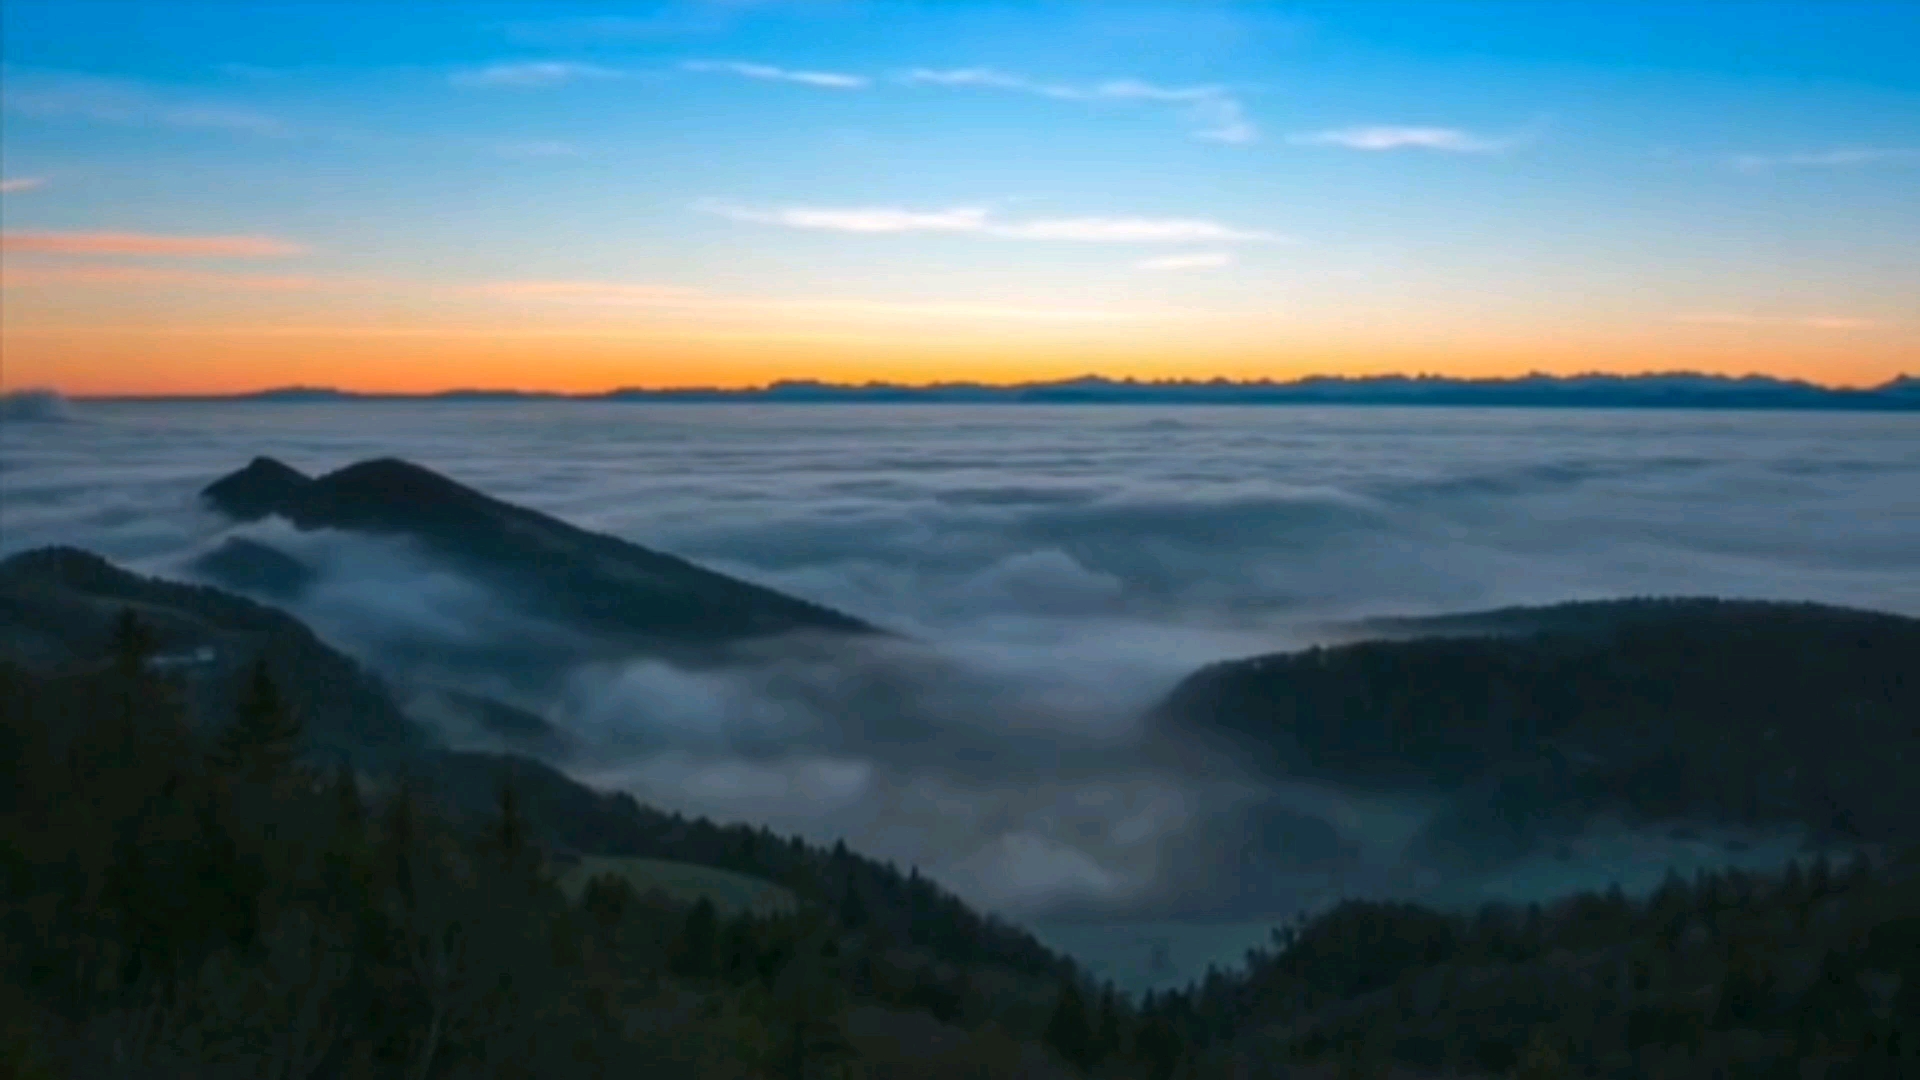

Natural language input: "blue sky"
[2,1,1917,392]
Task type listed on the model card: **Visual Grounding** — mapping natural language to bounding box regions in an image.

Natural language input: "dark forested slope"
[1155,599,1920,865]
[0,545,425,763]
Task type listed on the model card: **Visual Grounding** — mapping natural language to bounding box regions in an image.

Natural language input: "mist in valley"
[6,395,1915,990]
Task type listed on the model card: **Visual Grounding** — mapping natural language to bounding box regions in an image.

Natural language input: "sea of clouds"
[4,394,1916,985]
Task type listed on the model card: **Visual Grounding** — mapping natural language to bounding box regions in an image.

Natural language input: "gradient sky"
[2,1,1916,394]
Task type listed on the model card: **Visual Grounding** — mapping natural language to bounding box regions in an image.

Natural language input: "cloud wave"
[7,403,1913,941]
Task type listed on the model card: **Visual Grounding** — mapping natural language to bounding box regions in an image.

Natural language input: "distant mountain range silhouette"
[87,372,1920,409]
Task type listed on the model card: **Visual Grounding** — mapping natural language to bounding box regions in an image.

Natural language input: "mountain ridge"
[66,370,1920,409]
[196,455,884,659]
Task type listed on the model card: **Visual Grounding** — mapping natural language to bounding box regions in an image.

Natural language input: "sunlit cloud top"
[1,0,1916,394]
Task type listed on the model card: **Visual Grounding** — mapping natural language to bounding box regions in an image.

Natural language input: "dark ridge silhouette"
[189,536,317,600]
[198,456,885,653]
[1348,595,1896,641]
[200,455,313,520]
[0,545,423,762]
[1154,597,1920,870]
[405,683,572,756]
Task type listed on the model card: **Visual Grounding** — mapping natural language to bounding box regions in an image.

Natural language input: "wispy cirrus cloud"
[450,61,625,88]
[2,72,288,136]
[1135,251,1233,272]
[703,202,991,234]
[0,264,321,290]
[1288,125,1508,153]
[683,60,869,90]
[1674,313,1884,330]
[0,177,48,194]
[1,232,307,257]
[992,218,1272,243]
[901,68,1256,144]
[698,200,1280,243]
[1731,147,1920,172]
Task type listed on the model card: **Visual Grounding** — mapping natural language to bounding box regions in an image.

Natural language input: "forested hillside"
[1155,600,1920,864]
[7,596,1917,1076]
[0,613,1149,1078]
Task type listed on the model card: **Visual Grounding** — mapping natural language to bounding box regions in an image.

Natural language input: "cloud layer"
[4,401,1912,967]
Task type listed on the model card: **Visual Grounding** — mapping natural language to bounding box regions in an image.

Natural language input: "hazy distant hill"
[197,456,883,656]
[1154,598,1920,872]
[0,546,425,764]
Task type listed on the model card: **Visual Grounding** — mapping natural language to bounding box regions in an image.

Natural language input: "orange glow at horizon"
[4,322,1910,396]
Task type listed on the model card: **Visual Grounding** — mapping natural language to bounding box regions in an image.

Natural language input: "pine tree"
[672,898,719,979]
[108,607,156,674]
[214,658,303,781]
[1095,984,1123,1063]
[485,777,539,890]
[1046,980,1094,1073]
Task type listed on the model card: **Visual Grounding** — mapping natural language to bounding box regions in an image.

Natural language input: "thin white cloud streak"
[1136,252,1233,272]
[683,60,869,90]
[901,67,1257,144]
[0,177,48,194]
[1731,148,1920,172]
[1673,313,1884,330]
[450,61,625,88]
[2,72,287,136]
[993,218,1271,243]
[1289,125,1507,153]
[704,202,991,234]
[698,200,1281,243]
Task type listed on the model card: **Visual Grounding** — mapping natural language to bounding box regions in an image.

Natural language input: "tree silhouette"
[213,659,303,781]
[1046,980,1094,1073]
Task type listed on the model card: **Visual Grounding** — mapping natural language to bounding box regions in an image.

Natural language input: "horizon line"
[9,368,1917,401]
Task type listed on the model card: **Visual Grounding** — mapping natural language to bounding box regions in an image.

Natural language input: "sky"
[2,0,1917,394]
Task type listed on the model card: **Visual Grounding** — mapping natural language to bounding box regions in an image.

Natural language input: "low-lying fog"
[6,397,1916,989]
